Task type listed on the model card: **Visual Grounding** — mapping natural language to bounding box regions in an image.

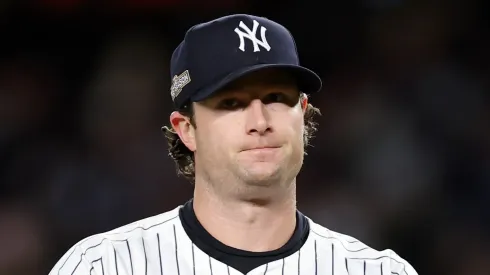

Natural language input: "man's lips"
[240,146,281,152]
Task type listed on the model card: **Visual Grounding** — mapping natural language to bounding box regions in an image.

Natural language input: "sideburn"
[179,103,197,128]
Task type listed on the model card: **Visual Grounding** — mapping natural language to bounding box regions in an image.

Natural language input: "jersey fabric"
[49,199,418,275]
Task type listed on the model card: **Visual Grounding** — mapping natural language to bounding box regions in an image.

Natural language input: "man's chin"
[239,166,283,186]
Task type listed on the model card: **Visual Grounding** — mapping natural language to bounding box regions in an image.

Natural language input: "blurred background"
[0,0,489,274]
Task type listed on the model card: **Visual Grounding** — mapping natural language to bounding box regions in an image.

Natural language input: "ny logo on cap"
[234,20,271,52]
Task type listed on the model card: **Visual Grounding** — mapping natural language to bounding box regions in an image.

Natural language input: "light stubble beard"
[195,150,304,204]
[226,157,303,202]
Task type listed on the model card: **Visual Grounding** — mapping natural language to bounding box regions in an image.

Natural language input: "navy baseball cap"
[169,14,322,110]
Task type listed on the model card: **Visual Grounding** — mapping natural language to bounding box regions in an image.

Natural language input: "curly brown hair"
[162,96,321,182]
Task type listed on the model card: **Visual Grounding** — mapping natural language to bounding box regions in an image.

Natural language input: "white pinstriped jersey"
[49,206,418,275]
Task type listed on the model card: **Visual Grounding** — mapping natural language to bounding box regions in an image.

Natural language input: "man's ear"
[170,111,196,152]
[300,94,308,113]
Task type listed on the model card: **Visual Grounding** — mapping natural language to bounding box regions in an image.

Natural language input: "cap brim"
[190,64,322,103]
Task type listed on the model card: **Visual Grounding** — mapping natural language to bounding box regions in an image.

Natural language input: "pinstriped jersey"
[48,206,418,275]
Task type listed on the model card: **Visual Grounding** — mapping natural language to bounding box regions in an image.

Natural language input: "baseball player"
[49,14,418,275]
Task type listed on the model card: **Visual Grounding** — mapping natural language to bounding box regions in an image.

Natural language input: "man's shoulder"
[102,206,181,237]
[307,218,372,252]
[49,206,182,275]
[307,218,418,275]
[81,205,181,247]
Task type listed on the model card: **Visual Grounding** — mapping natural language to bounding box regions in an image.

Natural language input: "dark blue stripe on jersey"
[263,263,268,274]
[209,256,213,275]
[381,262,384,275]
[91,258,104,275]
[70,258,82,275]
[345,258,349,273]
[113,247,119,275]
[173,224,180,275]
[227,265,231,275]
[60,248,81,275]
[192,244,195,275]
[364,261,366,275]
[311,230,369,253]
[281,258,285,275]
[142,238,148,275]
[126,240,134,275]
[298,248,301,274]
[314,240,318,275]
[332,243,335,275]
[157,233,163,275]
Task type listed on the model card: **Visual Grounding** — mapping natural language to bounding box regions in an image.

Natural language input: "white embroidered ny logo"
[234,20,271,52]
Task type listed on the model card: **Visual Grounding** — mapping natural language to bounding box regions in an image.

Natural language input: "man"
[49,14,418,275]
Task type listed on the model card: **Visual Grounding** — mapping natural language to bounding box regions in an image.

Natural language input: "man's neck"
[192,180,297,252]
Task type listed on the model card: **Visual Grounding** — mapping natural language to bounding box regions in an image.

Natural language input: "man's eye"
[219,98,241,109]
[263,93,286,104]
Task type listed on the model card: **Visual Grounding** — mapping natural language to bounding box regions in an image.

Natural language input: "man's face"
[172,69,306,191]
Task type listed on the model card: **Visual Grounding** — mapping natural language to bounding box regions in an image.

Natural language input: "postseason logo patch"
[170,70,191,100]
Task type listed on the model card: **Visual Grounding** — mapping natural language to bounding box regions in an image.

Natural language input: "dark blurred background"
[0,0,489,274]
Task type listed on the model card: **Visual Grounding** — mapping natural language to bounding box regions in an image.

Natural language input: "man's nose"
[245,99,272,135]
